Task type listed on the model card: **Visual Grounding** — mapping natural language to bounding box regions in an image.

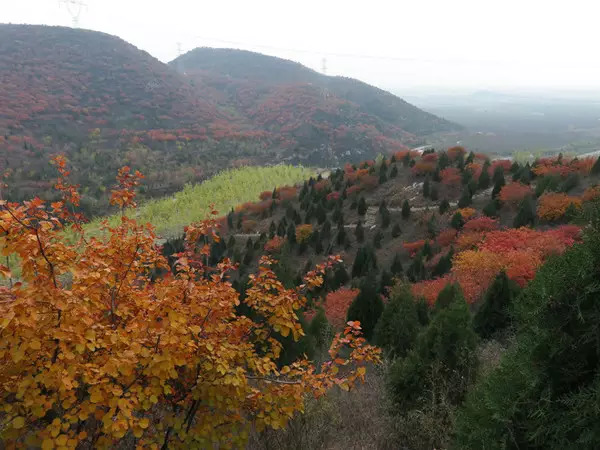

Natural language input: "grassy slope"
[85,165,314,238]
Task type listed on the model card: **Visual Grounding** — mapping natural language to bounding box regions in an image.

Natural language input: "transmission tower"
[176,42,183,56]
[321,57,327,75]
[59,0,87,28]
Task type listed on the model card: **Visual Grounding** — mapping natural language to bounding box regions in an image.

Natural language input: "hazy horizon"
[4,0,600,94]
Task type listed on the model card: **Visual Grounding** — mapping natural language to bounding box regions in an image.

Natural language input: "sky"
[3,0,600,93]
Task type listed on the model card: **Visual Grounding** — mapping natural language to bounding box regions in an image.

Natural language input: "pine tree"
[277,220,286,237]
[438,152,450,170]
[352,248,366,278]
[473,271,519,338]
[333,264,350,289]
[407,253,426,282]
[451,212,464,230]
[321,219,331,240]
[390,165,398,178]
[392,223,402,238]
[378,270,394,295]
[379,171,388,184]
[565,201,579,221]
[358,197,367,216]
[423,177,431,198]
[352,247,378,278]
[332,204,342,223]
[269,221,276,238]
[478,161,491,189]
[380,207,391,228]
[493,166,506,185]
[491,177,505,199]
[347,276,384,341]
[314,238,323,254]
[421,240,432,260]
[483,199,498,217]
[242,249,254,266]
[391,253,403,275]
[432,247,453,277]
[373,230,383,249]
[287,223,296,245]
[427,214,437,239]
[308,309,333,349]
[465,151,475,164]
[355,221,365,243]
[336,225,346,246]
[430,185,439,201]
[592,156,600,175]
[402,199,411,219]
[402,152,411,167]
[389,283,477,408]
[458,189,472,208]
[513,195,535,227]
[439,199,450,215]
[316,204,327,224]
[227,211,234,229]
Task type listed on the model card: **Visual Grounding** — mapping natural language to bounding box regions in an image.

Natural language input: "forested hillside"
[0,24,273,214]
[0,25,455,216]
[171,48,459,166]
[3,146,600,448]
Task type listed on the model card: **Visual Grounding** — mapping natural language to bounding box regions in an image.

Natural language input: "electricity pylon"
[59,0,87,28]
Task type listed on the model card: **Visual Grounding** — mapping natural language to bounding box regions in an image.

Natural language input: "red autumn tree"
[499,182,533,207]
[447,146,466,160]
[323,288,360,328]
[264,236,285,253]
[403,239,427,256]
[412,275,452,306]
[463,216,499,232]
[436,228,457,247]
[440,167,462,186]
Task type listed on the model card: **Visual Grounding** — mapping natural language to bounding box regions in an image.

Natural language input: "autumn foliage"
[440,168,462,186]
[412,276,452,306]
[0,160,380,448]
[532,156,596,177]
[322,288,361,329]
[414,226,581,304]
[536,192,582,221]
[462,216,499,232]
[295,224,313,243]
[264,236,285,253]
[403,239,427,256]
[436,228,457,247]
[582,185,600,203]
[499,182,533,207]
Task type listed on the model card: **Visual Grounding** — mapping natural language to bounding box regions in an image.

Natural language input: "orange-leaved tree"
[536,192,581,221]
[0,158,380,449]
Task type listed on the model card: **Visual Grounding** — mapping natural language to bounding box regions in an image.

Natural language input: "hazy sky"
[3,0,600,92]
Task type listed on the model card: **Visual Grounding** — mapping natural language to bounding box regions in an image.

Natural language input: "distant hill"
[0,25,266,212]
[170,48,459,165]
[0,25,457,215]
